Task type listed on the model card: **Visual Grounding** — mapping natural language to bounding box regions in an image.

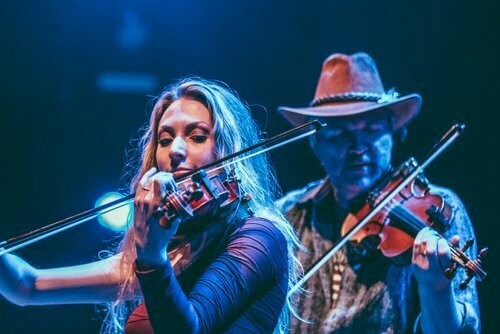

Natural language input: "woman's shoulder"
[225,216,288,254]
[237,216,289,270]
[233,216,285,239]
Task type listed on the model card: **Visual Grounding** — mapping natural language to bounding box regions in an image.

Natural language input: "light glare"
[95,192,132,231]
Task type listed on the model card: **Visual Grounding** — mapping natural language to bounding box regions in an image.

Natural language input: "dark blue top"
[125,217,289,334]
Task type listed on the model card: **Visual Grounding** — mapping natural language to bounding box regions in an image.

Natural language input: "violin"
[0,120,324,258]
[341,158,487,288]
[342,158,453,261]
[163,168,251,275]
[158,168,246,229]
[289,123,488,295]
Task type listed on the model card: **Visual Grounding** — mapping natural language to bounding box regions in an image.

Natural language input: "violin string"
[450,247,484,277]
[380,199,427,235]
[448,247,483,279]
[380,198,483,277]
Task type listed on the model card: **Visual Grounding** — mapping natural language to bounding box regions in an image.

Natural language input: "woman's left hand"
[411,227,453,291]
[133,167,180,269]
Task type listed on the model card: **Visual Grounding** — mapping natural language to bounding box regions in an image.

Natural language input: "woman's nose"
[169,137,187,162]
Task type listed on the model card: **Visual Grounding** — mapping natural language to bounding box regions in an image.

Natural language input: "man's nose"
[169,137,187,162]
[348,131,368,154]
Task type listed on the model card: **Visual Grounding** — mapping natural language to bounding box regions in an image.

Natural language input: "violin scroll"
[444,237,488,289]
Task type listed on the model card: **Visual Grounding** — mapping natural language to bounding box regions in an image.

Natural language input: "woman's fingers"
[139,167,158,190]
[150,172,177,196]
[135,169,176,218]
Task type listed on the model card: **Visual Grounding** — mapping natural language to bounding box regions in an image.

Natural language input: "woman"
[0,77,301,333]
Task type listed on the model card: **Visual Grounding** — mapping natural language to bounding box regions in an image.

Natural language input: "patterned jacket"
[277,178,480,333]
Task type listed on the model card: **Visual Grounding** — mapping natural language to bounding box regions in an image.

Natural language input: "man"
[278,53,480,333]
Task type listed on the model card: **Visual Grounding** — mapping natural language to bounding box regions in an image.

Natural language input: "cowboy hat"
[279,52,422,130]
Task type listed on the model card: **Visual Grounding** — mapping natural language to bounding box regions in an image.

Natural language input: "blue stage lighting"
[95,192,133,231]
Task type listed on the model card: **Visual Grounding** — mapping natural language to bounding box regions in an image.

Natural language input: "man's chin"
[339,174,376,195]
[345,165,372,176]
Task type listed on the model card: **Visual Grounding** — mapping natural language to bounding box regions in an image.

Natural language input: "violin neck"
[387,203,450,236]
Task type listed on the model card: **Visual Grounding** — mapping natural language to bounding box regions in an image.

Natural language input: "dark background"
[1,1,497,333]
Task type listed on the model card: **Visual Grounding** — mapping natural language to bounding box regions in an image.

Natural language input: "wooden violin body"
[341,158,487,287]
[159,169,243,228]
[342,158,453,260]
[162,168,250,275]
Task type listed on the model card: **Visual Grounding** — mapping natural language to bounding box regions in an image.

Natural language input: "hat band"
[311,90,400,107]
[311,92,381,107]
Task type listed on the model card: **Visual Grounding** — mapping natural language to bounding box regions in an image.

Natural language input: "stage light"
[97,72,158,94]
[95,192,133,231]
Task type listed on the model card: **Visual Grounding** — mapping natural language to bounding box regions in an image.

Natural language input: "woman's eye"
[159,138,173,147]
[191,135,208,143]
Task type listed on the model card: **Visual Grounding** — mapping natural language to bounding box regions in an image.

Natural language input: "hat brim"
[279,93,422,130]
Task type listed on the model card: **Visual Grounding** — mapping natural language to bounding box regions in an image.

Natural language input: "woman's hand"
[411,227,453,291]
[134,167,181,269]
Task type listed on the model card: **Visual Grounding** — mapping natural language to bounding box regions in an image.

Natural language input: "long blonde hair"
[102,76,302,333]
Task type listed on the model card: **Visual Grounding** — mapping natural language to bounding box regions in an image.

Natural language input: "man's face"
[311,109,394,201]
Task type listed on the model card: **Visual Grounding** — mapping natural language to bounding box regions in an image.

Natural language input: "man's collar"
[299,177,333,204]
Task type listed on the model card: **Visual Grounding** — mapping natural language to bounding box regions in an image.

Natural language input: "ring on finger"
[419,242,427,256]
[141,180,152,191]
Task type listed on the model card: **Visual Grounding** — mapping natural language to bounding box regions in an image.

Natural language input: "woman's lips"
[171,167,192,178]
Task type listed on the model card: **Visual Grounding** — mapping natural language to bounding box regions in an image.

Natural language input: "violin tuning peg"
[444,263,458,279]
[247,206,255,216]
[459,274,474,290]
[191,189,204,201]
[479,247,488,259]
[449,235,460,247]
[186,182,204,201]
[461,239,474,252]
[367,190,380,207]
[242,193,252,202]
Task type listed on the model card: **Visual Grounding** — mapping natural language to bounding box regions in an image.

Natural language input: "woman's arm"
[135,218,288,333]
[0,252,130,305]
